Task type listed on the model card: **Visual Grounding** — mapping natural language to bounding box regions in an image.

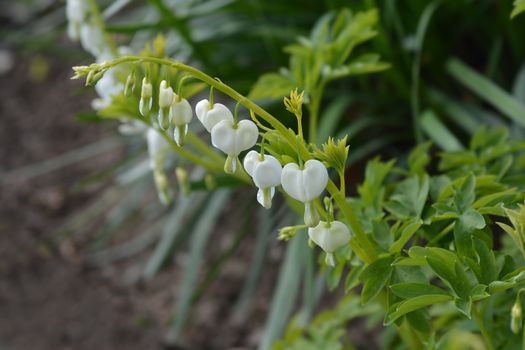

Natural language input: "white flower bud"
[157,80,174,130]
[211,119,258,173]
[308,220,350,266]
[140,78,153,117]
[195,99,234,133]
[512,300,523,334]
[158,80,174,108]
[243,150,282,208]
[281,159,328,226]
[170,94,193,146]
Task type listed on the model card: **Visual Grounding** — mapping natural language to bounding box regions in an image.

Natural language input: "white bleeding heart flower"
[195,99,234,133]
[170,94,193,146]
[281,159,328,227]
[308,220,350,266]
[158,80,174,130]
[243,150,282,208]
[139,78,153,117]
[211,119,258,173]
[146,128,172,205]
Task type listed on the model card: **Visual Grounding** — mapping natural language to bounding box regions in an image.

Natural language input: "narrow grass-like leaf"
[447,58,525,127]
[421,110,464,151]
[258,233,306,350]
[143,192,208,279]
[411,1,440,142]
[167,190,231,343]
[317,97,352,144]
[234,208,277,318]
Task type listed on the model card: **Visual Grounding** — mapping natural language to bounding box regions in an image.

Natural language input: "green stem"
[185,131,224,163]
[473,303,495,350]
[326,181,377,263]
[338,169,346,197]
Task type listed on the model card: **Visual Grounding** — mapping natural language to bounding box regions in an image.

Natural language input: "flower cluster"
[73,57,352,266]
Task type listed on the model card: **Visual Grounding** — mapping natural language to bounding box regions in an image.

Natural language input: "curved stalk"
[85,56,376,262]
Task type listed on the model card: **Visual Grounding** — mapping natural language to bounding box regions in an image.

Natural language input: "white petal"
[302,159,328,201]
[281,163,306,202]
[256,187,275,208]
[243,150,260,177]
[204,103,233,132]
[171,98,193,125]
[195,99,210,125]
[235,120,258,153]
[211,120,236,155]
[159,80,174,108]
[308,220,350,253]
[253,155,282,188]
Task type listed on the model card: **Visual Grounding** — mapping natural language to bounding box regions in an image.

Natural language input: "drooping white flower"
[195,99,233,132]
[308,220,350,266]
[281,159,328,226]
[243,150,282,208]
[147,128,172,205]
[146,128,169,170]
[158,80,174,130]
[66,0,88,40]
[79,21,106,57]
[139,77,153,117]
[170,94,193,146]
[211,119,258,173]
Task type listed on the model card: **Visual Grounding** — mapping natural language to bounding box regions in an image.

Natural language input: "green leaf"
[408,141,432,175]
[389,220,423,254]
[249,73,296,100]
[454,173,476,213]
[384,294,453,325]
[143,193,208,279]
[454,208,485,258]
[258,233,307,350]
[390,283,451,299]
[421,110,464,151]
[167,190,231,343]
[325,54,390,80]
[385,175,429,219]
[360,255,395,304]
[511,0,525,18]
[473,238,497,284]
[447,58,525,127]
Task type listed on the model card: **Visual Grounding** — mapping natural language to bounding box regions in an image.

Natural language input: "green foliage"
[511,0,525,18]
[280,128,525,349]
[249,8,389,101]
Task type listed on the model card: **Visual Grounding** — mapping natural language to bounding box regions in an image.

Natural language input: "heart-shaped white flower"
[281,159,328,203]
[170,94,193,146]
[195,99,234,133]
[308,220,350,266]
[243,150,282,208]
[211,119,258,173]
[281,159,328,226]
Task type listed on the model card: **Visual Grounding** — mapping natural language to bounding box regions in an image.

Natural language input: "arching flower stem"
[77,55,377,262]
